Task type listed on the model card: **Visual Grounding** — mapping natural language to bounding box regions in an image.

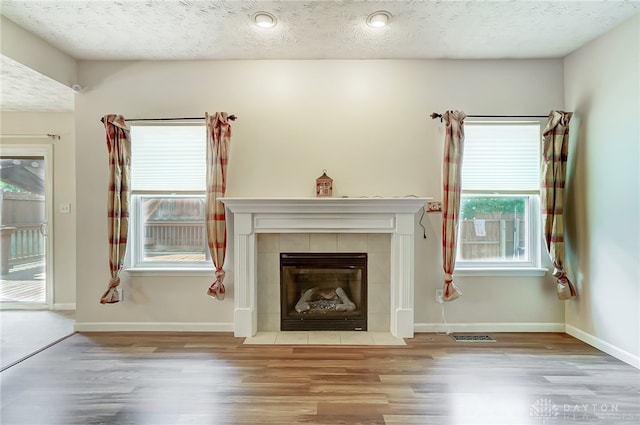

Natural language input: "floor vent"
[451,334,496,342]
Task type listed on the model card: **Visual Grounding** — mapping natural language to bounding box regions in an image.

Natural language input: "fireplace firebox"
[280,253,367,331]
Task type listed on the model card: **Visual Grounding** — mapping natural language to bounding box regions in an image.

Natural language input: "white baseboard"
[566,324,640,369]
[0,303,48,310]
[73,322,234,333]
[53,303,76,311]
[0,303,75,311]
[414,322,566,333]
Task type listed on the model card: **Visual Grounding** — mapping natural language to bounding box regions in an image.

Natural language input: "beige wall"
[0,112,77,306]
[563,14,640,363]
[74,59,564,329]
[0,16,77,87]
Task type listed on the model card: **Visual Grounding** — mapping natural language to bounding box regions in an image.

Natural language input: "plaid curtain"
[441,110,466,302]
[205,112,232,300]
[542,111,577,300]
[100,115,131,304]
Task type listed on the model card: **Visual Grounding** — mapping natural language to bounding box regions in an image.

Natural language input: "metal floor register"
[450,334,497,342]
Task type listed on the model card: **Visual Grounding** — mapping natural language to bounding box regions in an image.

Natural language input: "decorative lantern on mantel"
[316,170,333,197]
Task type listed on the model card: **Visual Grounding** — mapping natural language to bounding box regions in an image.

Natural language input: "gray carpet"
[0,310,74,370]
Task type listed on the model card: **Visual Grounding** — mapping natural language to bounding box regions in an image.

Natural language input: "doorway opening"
[1,148,51,308]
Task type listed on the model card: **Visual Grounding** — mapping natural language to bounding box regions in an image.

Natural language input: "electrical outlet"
[116,287,123,301]
[435,289,444,304]
[426,201,443,213]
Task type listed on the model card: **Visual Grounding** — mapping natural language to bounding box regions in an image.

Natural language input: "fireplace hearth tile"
[243,332,277,345]
[275,331,309,344]
[338,331,375,345]
[243,332,405,346]
[371,332,406,345]
[308,331,341,345]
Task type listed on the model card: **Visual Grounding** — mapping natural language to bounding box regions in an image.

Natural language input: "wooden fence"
[459,216,526,261]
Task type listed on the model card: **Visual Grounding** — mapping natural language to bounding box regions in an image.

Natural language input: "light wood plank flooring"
[0,262,45,304]
[0,310,75,370]
[1,332,638,424]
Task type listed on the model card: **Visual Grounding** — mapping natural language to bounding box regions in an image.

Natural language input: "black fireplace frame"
[280,252,368,331]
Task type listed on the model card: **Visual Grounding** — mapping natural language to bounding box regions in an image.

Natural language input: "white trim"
[454,267,548,277]
[220,197,431,215]
[75,322,565,334]
[0,134,54,139]
[566,324,640,369]
[0,303,48,310]
[0,143,54,309]
[0,303,75,311]
[221,197,429,339]
[68,322,640,368]
[125,268,214,277]
[456,194,542,270]
[74,322,233,332]
[53,303,76,311]
[414,322,566,333]
[129,194,211,270]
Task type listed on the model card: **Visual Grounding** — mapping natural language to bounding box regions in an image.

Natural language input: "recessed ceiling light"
[252,12,277,28]
[366,10,391,28]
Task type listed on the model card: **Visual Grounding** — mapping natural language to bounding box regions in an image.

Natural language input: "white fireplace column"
[390,212,418,338]
[220,197,430,339]
[230,211,258,338]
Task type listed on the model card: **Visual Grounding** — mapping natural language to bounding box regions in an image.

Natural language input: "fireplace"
[280,253,367,331]
[219,197,429,338]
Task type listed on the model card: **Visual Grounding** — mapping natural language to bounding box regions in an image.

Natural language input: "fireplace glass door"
[280,252,367,331]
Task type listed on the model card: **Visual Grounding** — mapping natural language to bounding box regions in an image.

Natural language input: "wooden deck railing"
[1,224,45,274]
[144,221,206,253]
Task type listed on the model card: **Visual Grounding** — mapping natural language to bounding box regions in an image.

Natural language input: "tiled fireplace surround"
[258,233,390,332]
[221,197,429,338]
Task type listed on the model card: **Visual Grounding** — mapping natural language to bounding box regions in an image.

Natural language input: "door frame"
[0,143,54,309]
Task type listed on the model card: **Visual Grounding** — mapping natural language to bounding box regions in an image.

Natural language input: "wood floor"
[1,332,638,425]
[0,262,45,303]
[0,310,75,370]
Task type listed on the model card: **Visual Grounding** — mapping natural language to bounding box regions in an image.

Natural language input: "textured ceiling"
[3,0,639,60]
[1,0,639,111]
[0,55,74,112]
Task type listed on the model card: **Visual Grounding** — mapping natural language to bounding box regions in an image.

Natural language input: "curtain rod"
[0,133,60,140]
[430,112,547,121]
[99,115,237,123]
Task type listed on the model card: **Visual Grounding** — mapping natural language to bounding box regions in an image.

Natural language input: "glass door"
[0,149,51,308]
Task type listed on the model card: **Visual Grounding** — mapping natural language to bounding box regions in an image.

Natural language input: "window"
[129,125,211,269]
[456,121,542,270]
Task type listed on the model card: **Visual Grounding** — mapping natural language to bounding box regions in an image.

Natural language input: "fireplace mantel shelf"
[220,197,431,214]
[220,196,430,339]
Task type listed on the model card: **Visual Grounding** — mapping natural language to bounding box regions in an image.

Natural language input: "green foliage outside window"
[460,197,525,220]
[0,181,23,193]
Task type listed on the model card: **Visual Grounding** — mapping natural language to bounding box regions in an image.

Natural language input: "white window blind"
[131,125,205,191]
[462,123,540,192]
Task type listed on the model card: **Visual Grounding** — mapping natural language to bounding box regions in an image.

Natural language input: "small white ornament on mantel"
[315,170,333,197]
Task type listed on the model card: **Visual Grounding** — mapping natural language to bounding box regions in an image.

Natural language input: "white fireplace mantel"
[220,197,430,338]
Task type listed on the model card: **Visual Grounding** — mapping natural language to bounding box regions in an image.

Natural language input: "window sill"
[454,267,548,277]
[125,268,215,277]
